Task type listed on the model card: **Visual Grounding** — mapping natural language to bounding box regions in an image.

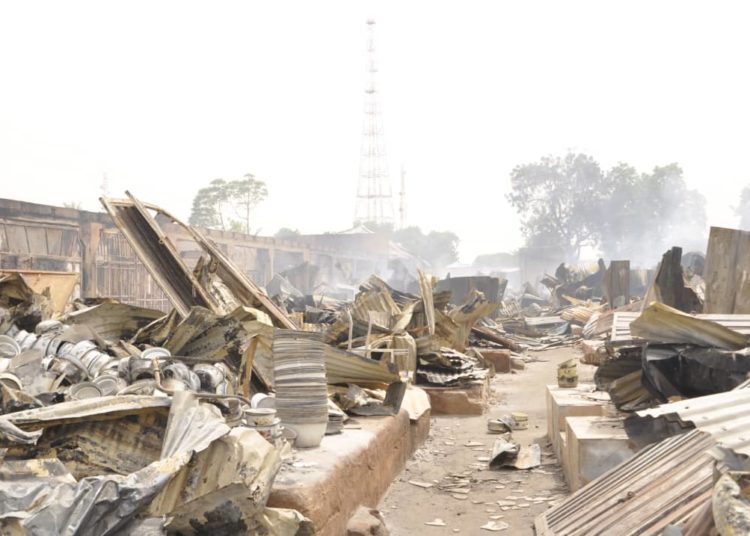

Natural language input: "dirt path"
[379,347,584,535]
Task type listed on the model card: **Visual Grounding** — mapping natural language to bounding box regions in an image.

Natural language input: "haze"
[1,1,748,262]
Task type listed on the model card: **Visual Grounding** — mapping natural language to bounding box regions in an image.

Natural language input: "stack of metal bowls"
[272,331,328,448]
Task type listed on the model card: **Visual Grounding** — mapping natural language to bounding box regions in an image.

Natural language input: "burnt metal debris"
[1,193,572,535]
[536,228,750,535]
[7,191,750,535]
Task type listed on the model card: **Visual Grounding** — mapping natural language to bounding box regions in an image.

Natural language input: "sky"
[1,1,749,263]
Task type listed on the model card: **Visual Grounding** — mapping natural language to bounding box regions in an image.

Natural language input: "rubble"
[0,192,565,534]
[15,192,750,534]
[536,230,750,535]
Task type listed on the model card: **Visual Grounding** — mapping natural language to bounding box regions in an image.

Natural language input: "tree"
[188,175,268,233]
[227,174,268,234]
[392,226,459,270]
[599,164,707,260]
[507,153,708,263]
[188,179,225,229]
[507,152,609,259]
[737,186,750,230]
[275,227,301,239]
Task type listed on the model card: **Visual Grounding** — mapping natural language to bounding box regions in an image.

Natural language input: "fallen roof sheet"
[635,388,750,456]
[323,345,400,385]
[611,306,750,345]
[631,302,749,349]
[3,395,171,431]
[63,302,165,343]
[535,430,715,536]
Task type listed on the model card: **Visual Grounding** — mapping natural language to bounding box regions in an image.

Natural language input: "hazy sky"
[1,1,748,262]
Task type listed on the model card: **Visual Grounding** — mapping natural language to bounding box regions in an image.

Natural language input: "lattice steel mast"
[354,19,394,226]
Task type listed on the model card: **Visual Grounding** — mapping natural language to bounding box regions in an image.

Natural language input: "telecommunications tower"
[354,19,394,226]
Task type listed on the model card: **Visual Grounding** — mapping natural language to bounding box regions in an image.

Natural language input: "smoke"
[595,163,709,268]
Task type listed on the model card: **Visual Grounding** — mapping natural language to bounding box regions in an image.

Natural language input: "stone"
[580,339,605,365]
[347,506,389,536]
[475,348,512,373]
[480,521,509,531]
[546,384,608,463]
[422,378,490,415]
[564,416,638,491]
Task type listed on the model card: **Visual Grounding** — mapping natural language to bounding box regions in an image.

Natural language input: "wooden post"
[604,260,630,308]
[239,337,259,398]
[704,226,750,313]
[79,220,101,298]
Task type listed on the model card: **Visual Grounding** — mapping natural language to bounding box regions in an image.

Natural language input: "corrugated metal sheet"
[610,312,640,342]
[535,430,715,536]
[611,310,750,343]
[632,303,749,349]
[636,388,750,456]
[415,368,484,387]
[323,345,399,385]
[607,370,653,410]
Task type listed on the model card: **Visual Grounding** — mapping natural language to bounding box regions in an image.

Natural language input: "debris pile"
[0,192,555,534]
[0,280,316,534]
[537,226,750,535]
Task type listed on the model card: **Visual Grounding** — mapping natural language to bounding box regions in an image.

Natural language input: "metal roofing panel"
[323,345,399,385]
[632,303,749,349]
[535,430,715,536]
[636,388,750,456]
[610,309,750,343]
[610,312,640,342]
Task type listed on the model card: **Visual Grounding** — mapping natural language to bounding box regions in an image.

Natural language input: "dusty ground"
[379,346,590,535]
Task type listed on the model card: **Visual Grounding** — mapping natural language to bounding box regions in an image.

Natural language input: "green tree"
[599,163,707,260]
[507,152,609,259]
[188,178,226,229]
[392,226,459,269]
[275,227,301,239]
[507,153,707,262]
[227,174,268,234]
[188,175,268,233]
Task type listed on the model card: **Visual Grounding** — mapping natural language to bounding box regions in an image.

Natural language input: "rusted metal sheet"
[535,430,715,536]
[14,409,168,478]
[0,393,230,534]
[1,395,171,436]
[0,269,78,316]
[63,301,164,343]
